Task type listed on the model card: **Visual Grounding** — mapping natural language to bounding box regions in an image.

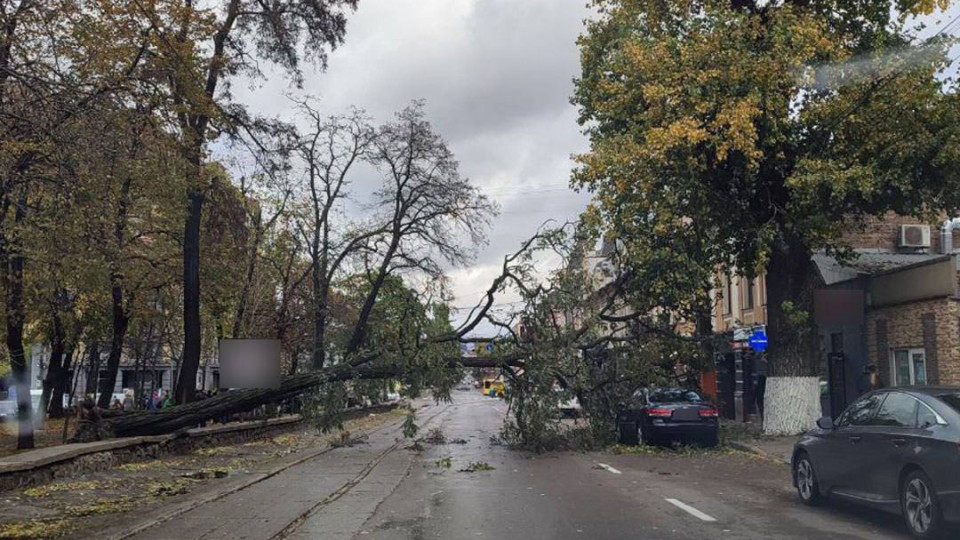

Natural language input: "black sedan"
[792,387,960,539]
[617,388,719,447]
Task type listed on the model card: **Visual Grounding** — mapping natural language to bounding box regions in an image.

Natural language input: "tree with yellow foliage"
[574,0,960,434]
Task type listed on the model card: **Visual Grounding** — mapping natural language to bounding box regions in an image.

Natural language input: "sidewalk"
[722,420,798,464]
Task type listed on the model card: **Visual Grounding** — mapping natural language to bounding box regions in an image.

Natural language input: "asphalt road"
[123,390,918,539]
[352,391,910,540]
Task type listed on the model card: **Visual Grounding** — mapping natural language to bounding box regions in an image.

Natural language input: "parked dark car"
[792,387,960,539]
[617,388,719,447]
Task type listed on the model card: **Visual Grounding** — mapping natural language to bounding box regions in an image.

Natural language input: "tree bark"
[765,235,819,377]
[173,0,238,404]
[98,284,130,408]
[176,187,204,404]
[84,340,100,395]
[2,190,32,449]
[695,308,714,375]
[98,176,133,408]
[345,232,401,355]
[763,233,822,434]
[36,307,66,426]
[50,335,78,418]
[232,219,261,340]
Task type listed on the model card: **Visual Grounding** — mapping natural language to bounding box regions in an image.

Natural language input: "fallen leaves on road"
[422,428,446,445]
[23,481,109,498]
[0,409,406,540]
[0,518,71,539]
[64,496,140,517]
[458,461,496,472]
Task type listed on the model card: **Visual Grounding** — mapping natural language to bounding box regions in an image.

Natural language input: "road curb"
[726,441,791,464]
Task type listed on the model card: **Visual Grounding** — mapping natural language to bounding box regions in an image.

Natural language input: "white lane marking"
[596,463,622,475]
[665,498,717,522]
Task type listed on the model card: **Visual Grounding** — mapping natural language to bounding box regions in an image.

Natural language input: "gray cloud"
[234,0,592,332]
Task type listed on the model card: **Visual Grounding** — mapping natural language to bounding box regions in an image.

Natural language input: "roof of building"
[813,250,951,286]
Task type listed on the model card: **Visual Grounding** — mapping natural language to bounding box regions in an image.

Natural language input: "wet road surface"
[121,390,919,539]
[354,391,912,540]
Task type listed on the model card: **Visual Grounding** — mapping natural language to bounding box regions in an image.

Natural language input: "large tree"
[291,101,496,369]
[574,0,960,433]
[116,0,362,404]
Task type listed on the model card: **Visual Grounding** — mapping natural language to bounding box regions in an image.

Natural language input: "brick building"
[713,213,960,419]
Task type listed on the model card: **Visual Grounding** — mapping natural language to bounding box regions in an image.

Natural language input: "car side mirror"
[816,416,835,430]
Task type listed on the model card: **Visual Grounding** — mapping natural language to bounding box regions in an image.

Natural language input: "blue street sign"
[748,330,768,352]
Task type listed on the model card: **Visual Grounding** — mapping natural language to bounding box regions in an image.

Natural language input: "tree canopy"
[573,0,960,433]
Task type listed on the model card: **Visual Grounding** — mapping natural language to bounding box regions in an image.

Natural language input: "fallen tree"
[69,219,545,442]
[88,356,524,439]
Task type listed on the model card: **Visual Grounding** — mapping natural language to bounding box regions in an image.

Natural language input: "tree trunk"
[763,233,822,435]
[2,191,33,449]
[36,308,66,426]
[98,283,130,408]
[84,340,100,395]
[695,308,714,376]
[50,336,78,418]
[345,233,401,356]
[176,188,204,404]
[232,211,262,340]
[98,357,521,438]
[98,175,132,409]
[311,277,328,369]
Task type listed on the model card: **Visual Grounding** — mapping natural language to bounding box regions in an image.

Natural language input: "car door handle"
[848,436,862,443]
[891,438,907,447]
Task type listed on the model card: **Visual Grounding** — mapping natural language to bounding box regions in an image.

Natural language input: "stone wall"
[865,297,960,386]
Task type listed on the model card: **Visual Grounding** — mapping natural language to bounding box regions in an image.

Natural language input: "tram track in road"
[269,402,452,539]
[111,401,450,540]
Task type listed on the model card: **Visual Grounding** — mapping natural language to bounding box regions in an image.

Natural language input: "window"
[891,348,927,386]
[743,278,755,310]
[873,392,918,427]
[649,389,702,403]
[838,393,884,427]
[722,275,733,315]
[918,403,940,429]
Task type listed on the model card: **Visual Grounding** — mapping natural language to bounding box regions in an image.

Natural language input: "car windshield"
[649,389,702,403]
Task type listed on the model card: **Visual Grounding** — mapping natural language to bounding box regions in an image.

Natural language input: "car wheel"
[793,453,823,506]
[901,470,945,539]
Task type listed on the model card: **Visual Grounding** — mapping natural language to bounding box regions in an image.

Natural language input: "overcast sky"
[231,2,960,336]
[235,0,593,333]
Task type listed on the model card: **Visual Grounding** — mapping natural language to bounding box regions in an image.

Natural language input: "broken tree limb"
[97,356,524,438]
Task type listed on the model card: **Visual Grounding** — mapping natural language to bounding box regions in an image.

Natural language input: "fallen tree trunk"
[97,357,523,439]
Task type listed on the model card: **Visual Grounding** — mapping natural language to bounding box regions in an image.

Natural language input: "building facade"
[712,213,960,420]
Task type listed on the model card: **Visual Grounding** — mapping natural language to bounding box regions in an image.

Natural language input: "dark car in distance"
[617,388,719,447]
[792,387,960,539]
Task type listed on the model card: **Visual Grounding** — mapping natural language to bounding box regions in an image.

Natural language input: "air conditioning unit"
[898,224,931,248]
